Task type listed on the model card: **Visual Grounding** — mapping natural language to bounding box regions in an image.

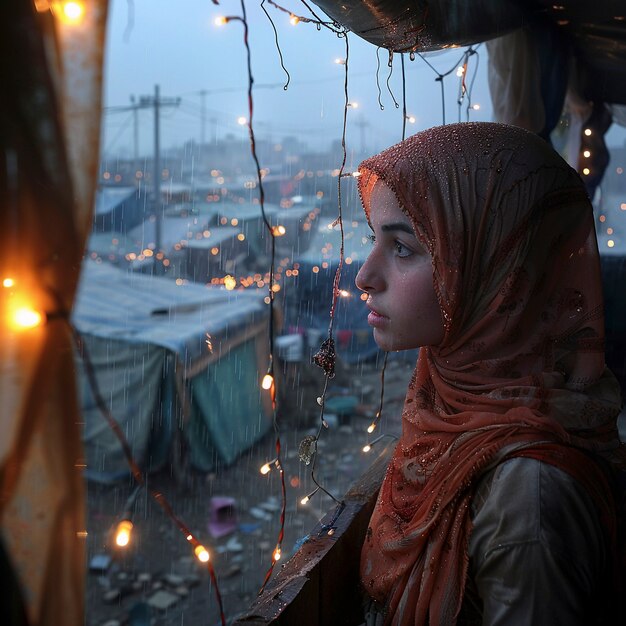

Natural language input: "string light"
[335,58,346,65]
[52,1,85,24]
[300,487,320,505]
[237,116,247,125]
[472,103,481,110]
[271,225,286,236]
[194,545,210,563]
[10,306,43,330]
[583,167,590,176]
[367,422,377,434]
[584,128,592,136]
[224,275,237,291]
[289,14,299,26]
[261,373,274,390]
[214,15,229,26]
[405,115,416,124]
[272,546,282,561]
[260,458,278,475]
[114,520,133,547]
[583,150,591,158]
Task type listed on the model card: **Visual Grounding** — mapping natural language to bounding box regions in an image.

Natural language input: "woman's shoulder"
[469,456,605,560]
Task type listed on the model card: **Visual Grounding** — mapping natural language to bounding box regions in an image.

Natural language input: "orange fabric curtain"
[0,2,108,624]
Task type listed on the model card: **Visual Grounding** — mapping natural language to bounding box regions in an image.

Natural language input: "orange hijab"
[357,123,623,625]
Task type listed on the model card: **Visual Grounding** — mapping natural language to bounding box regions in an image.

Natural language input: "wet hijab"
[357,122,623,625]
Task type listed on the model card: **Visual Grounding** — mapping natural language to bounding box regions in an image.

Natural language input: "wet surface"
[85,358,413,625]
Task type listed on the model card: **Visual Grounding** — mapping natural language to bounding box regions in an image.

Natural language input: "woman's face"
[355,182,444,351]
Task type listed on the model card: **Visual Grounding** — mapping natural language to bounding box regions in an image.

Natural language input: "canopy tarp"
[73,261,273,480]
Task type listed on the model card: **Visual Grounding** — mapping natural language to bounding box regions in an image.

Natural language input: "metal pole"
[200,89,207,146]
[153,84,161,275]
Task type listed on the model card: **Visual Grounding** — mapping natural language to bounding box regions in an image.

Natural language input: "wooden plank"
[232,441,395,625]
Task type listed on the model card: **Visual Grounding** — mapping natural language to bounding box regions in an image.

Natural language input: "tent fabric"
[72,261,273,479]
[0,3,108,625]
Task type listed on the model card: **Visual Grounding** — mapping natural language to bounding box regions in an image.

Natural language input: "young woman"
[354,122,624,625]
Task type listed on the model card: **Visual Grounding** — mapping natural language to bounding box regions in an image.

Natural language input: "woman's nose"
[355,253,382,293]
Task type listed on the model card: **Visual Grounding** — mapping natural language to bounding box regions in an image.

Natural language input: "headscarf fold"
[357,123,623,625]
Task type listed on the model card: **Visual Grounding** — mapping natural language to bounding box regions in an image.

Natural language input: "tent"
[72,260,273,481]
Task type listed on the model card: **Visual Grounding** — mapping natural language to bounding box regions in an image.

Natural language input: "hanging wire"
[465,46,481,121]
[418,47,477,125]
[386,50,400,109]
[265,0,342,33]
[401,53,407,140]
[260,0,291,90]
[307,31,351,509]
[236,0,288,596]
[375,47,384,110]
[71,326,226,626]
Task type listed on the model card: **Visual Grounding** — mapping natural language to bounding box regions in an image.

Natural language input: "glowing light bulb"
[260,462,272,475]
[115,520,133,547]
[237,116,247,126]
[583,150,591,158]
[335,58,346,65]
[289,14,299,26]
[607,240,615,248]
[59,1,84,23]
[406,115,416,124]
[339,289,350,297]
[262,374,274,390]
[584,128,592,136]
[214,16,228,26]
[194,545,210,562]
[224,275,236,291]
[3,278,14,288]
[11,307,43,330]
[347,102,359,108]
[456,66,465,77]
[272,225,286,236]
[273,547,282,561]
[300,495,310,505]
[352,170,362,177]
[367,423,376,434]
[472,103,481,110]
[362,444,371,453]
[582,168,590,176]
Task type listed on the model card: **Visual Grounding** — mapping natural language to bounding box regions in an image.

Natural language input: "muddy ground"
[85,356,415,626]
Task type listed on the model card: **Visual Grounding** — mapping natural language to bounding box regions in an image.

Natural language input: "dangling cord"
[375,47,384,110]
[366,352,388,437]
[465,46,481,121]
[238,0,286,596]
[386,50,400,109]
[260,0,291,90]
[401,53,407,140]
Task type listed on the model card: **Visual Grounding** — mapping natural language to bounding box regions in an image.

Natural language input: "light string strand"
[465,46,481,121]
[260,0,291,90]
[386,50,400,109]
[375,47,384,110]
[401,53,407,140]
[417,47,477,125]
[236,0,288,596]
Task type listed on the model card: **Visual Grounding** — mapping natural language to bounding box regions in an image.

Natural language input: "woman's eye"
[394,240,412,257]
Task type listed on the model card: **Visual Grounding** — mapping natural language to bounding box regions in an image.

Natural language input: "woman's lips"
[367,307,388,327]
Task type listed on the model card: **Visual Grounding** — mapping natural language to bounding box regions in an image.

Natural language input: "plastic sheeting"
[73,261,273,480]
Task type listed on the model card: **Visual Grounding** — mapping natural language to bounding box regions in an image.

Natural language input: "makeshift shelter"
[72,260,273,480]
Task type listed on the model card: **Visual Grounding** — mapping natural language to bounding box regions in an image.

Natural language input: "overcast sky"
[102,0,625,159]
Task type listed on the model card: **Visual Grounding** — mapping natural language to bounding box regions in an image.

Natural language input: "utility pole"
[139,85,180,275]
[199,89,207,146]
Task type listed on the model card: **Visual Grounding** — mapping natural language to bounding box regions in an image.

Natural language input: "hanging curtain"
[0,2,108,624]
